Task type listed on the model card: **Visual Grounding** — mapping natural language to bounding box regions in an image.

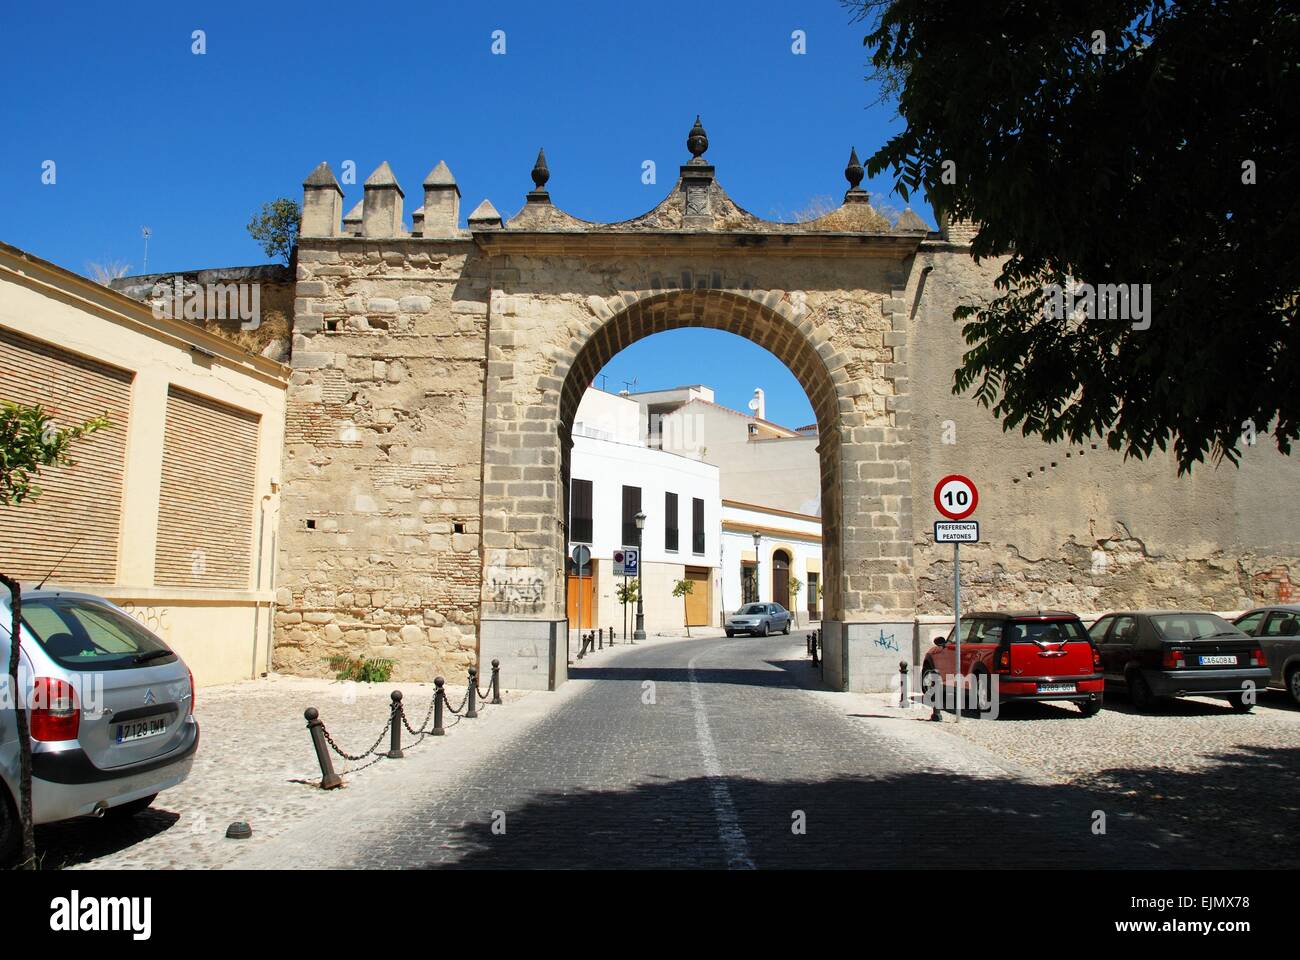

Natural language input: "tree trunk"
[2,574,35,868]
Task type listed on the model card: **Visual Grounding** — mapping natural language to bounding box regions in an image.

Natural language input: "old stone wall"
[906,241,1300,615]
[273,239,487,681]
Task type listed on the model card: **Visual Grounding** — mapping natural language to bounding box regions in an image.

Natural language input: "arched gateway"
[278,118,1300,694]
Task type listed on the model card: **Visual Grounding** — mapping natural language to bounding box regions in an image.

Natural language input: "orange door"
[685,567,710,626]
[567,574,595,630]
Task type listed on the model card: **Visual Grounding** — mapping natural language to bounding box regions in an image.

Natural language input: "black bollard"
[491,658,502,705]
[305,707,343,789]
[386,691,404,758]
[466,667,479,719]
[598,629,603,650]
[898,661,909,708]
[577,633,585,659]
[433,677,446,735]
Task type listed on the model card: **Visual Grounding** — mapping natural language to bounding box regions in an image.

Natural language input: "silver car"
[725,602,792,637]
[1232,605,1300,706]
[1,588,198,864]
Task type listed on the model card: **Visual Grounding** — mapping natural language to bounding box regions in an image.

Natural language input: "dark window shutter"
[692,497,705,553]
[665,492,679,551]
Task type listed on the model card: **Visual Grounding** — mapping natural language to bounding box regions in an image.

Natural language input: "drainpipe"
[252,494,273,679]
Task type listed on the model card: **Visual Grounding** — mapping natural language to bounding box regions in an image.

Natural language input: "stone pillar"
[422,161,461,237]
[301,162,343,237]
[342,201,363,236]
[362,161,404,238]
[411,206,425,237]
[467,200,503,229]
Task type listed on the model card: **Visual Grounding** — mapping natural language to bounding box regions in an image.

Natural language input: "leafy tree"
[246,198,301,265]
[857,0,1300,472]
[789,576,804,627]
[1,402,108,506]
[671,578,694,637]
[1,402,106,868]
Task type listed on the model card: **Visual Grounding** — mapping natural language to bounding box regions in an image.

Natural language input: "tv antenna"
[598,374,608,391]
[141,226,152,274]
[621,376,639,394]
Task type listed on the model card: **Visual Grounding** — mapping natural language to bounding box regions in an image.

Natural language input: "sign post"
[571,544,591,640]
[933,475,979,722]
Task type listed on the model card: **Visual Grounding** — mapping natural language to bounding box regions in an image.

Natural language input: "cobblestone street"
[36,632,1295,870]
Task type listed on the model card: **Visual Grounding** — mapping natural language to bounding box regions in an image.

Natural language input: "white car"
[1,588,198,864]
[725,602,793,637]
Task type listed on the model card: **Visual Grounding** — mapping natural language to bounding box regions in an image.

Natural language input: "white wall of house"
[721,501,822,624]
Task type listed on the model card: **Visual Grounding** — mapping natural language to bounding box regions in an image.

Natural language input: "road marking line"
[687,650,754,870]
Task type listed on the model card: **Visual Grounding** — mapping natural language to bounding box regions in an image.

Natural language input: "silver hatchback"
[1,588,198,863]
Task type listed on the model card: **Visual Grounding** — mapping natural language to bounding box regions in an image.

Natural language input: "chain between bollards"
[305,707,343,790]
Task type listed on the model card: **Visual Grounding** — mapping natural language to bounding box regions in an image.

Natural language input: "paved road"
[251,632,1218,869]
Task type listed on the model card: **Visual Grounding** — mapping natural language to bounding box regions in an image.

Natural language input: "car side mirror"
[933,635,948,647]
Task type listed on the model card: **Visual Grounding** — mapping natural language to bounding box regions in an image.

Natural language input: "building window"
[622,484,642,547]
[691,497,705,554]
[742,562,757,604]
[806,571,820,618]
[571,478,593,544]
[664,492,679,551]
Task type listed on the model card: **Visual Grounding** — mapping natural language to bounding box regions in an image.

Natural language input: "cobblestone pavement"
[35,674,531,870]
[232,633,1226,869]
[930,685,1300,866]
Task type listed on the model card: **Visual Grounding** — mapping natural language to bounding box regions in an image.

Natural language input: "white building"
[569,383,825,632]
[569,389,721,635]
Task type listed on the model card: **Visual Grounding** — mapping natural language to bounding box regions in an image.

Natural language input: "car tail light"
[994,648,1010,673]
[1091,645,1102,670]
[187,667,196,716]
[1162,648,1187,670]
[30,677,80,741]
[1249,647,1265,667]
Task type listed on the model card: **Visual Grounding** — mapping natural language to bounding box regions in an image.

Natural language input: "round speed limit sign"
[934,474,979,520]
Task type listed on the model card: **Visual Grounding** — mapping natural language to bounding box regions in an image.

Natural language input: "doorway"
[773,549,791,609]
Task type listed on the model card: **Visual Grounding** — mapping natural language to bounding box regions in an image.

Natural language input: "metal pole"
[433,678,446,735]
[387,691,404,758]
[305,708,343,789]
[954,541,962,722]
[491,658,502,704]
[466,668,479,718]
[634,560,645,640]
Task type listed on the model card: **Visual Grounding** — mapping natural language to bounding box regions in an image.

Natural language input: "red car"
[922,611,1105,717]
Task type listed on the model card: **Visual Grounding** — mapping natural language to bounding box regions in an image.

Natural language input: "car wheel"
[0,786,19,867]
[1288,666,1300,708]
[762,621,771,637]
[104,794,157,819]
[1224,693,1254,714]
[1079,697,1103,717]
[1128,669,1158,712]
[782,621,791,635]
[725,630,735,638]
[921,663,941,707]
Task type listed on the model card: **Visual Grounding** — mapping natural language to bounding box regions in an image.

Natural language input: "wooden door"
[567,574,595,629]
[684,566,710,626]
[772,550,791,609]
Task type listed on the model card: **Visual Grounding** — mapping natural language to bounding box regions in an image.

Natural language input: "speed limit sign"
[934,474,979,520]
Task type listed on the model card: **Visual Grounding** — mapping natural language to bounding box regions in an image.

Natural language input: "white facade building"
[721,500,823,626]
[569,389,721,636]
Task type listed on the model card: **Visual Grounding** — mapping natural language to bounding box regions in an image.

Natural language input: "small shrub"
[328,655,394,683]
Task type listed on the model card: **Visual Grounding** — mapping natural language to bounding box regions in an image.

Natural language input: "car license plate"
[1037,682,1076,693]
[115,715,169,743]
[1199,655,1236,666]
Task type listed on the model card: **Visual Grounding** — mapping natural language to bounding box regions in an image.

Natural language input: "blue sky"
[4,0,923,428]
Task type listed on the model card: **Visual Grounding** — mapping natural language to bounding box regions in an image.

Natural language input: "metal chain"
[321,716,392,762]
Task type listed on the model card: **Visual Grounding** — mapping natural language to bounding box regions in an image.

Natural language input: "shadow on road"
[412,746,1298,869]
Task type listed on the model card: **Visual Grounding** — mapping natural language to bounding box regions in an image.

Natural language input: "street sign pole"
[954,540,961,723]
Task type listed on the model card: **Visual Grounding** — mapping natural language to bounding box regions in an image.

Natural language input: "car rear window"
[1151,613,1244,642]
[18,597,176,671]
[1005,619,1087,643]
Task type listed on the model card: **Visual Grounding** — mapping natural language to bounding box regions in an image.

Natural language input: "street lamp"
[752,530,762,604]
[633,510,647,640]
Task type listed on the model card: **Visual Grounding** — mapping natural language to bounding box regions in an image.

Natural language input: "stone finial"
[411,205,425,237]
[843,147,869,203]
[422,161,461,238]
[892,207,931,233]
[362,162,405,238]
[527,149,551,204]
[686,115,709,163]
[467,199,503,229]
[342,201,363,235]
[301,162,343,237]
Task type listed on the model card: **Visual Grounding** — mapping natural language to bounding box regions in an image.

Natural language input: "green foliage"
[616,579,640,605]
[246,197,301,265]
[671,578,694,598]
[860,0,1300,472]
[0,403,108,507]
[328,655,394,683]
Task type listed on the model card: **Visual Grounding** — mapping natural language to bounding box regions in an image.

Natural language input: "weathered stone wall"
[906,240,1300,615]
[273,239,487,681]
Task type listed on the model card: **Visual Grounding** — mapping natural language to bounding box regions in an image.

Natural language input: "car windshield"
[1005,619,1087,643]
[738,604,766,615]
[14,597,175,671]
[1151,613,1245,642]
